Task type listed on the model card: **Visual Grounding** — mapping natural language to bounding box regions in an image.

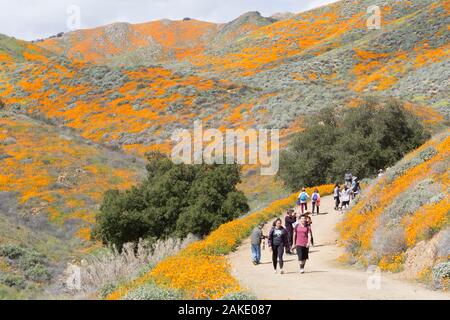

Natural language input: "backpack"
[312,193,318,201]
[300,193,307,202]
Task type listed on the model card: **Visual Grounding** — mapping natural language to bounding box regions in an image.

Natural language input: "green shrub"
[0,274,26,289]
[432,262,450,290]
[0,244,51,282]
[279,97,430,190]
[219,291,257,300]
[93,152,249,250]
[123,281,184,300]
[99,283,118,299]
[385,146,438,183]
[0,244,25,259]
[24,264,51,282]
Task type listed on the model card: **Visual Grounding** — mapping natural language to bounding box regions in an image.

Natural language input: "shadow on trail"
[282,270,328,275]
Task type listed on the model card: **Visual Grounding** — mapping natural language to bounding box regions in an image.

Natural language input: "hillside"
[37,0,450,125]
[0,1,447,159]
[0,112,144,298]
[107,133,449,300]
[37,11,276,66]
[339,131,449,289]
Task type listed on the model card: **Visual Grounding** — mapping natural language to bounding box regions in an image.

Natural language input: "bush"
[93,153,249,250]
[0,274,26,289]
[0,98,5,109]
[279,97,430,190]
[99,283,118,299]
[0,244,25,259]
[372,225,407,257]
[123,281,183,300]
[63,236,196,298]
[219,291,257,300]
[432,262,450,290]
[436,229,450,258]
[24,264,51,282]
[385,146,438,183]
[0,244,51,283]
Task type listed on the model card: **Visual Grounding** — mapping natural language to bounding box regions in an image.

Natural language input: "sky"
[0,0,337,41]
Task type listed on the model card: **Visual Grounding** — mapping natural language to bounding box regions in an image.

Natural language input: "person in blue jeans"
[250,222,266,265]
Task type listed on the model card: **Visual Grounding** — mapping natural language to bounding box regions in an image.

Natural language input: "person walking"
[294,214,313,274]
[250,222,266,265]
[352,178,361,199]
[284,209,296,254]
[333,183,341,210]
[345,170,353,189]
[297,188,310,214]
[268,218,289,274]
[340,185,353,209]
[311,189,321,215]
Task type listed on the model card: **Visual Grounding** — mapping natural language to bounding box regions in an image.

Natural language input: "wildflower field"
[338,131,450,276]
[107,184,334,300]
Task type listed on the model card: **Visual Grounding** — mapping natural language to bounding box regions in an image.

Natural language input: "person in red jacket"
[268,218,289,274]
[294,214,313,274]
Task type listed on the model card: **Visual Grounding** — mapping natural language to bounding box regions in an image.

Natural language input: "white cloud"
[0,0,337,40]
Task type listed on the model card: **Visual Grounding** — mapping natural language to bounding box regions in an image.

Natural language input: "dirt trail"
[228,196,449,300]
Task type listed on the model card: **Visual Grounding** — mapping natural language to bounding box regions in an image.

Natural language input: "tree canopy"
[93,152,249,250]
[278,97,430,190]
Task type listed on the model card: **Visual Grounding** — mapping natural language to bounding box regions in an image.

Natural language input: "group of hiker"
[251,210,313,274]
[250,172,362,274]
[335,171,361,210]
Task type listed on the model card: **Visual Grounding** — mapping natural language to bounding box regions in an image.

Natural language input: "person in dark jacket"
[333,183,341,210]
[284,209,296,254]
[268,218,289,274]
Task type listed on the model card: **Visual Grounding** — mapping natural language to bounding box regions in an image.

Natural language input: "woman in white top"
[340,186,353,209]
